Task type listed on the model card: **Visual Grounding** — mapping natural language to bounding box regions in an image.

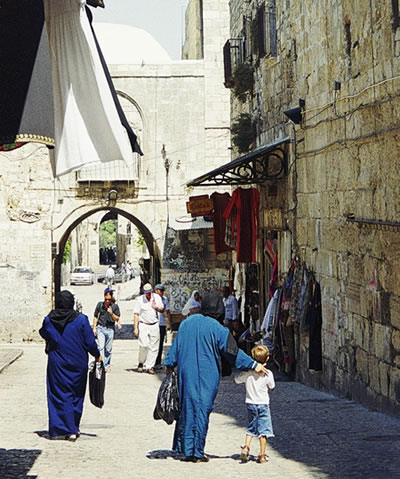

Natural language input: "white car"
[70,266,94,285]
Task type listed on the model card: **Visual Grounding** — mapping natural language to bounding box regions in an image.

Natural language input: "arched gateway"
[53,206,162,294]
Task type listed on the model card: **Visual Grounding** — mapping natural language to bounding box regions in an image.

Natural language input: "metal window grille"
[223,38,244,88]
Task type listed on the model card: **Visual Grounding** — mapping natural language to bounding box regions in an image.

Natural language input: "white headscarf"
[182,290,201,316]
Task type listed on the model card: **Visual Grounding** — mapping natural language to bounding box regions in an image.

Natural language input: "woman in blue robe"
[164,292,267,462]
[39,290,100,440]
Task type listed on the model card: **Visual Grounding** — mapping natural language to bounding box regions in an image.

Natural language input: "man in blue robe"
[164,292,267,462]
[40,290,101,440]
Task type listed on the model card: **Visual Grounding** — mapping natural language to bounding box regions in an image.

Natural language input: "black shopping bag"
[153,371,179,425]
[89,361,106,408]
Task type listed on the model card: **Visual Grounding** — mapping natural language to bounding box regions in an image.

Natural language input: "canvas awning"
[187,137,290,187]
[0,0,142,175]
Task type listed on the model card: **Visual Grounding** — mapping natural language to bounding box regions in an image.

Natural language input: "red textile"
[211,192,233,255]
[223,188,260,263]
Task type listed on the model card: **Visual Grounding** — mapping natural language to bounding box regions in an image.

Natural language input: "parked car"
[70,266,95,285]
[97,267,129,284]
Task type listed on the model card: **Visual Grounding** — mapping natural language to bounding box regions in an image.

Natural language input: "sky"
[91,0,190,60]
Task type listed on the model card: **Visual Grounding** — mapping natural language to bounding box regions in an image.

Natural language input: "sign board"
[264,208,285,230]
[186,195,213,217]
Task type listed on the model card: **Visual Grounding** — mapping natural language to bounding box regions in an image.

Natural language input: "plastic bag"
[153,371,179,425]
[89,361,106,408]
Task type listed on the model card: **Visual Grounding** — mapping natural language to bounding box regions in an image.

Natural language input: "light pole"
[161,144,170,219]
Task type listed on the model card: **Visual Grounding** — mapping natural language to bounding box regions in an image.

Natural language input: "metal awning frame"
[187,137,290,187]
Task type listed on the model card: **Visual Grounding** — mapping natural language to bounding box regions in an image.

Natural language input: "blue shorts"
[246,403,274,438]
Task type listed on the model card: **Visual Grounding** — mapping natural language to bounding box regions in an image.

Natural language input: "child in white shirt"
[234,344,275,464]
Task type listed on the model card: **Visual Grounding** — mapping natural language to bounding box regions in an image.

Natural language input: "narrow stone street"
[1,331,399,479]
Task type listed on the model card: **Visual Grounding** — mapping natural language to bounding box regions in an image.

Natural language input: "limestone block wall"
[0,144,54,342]
[229,0,400,415]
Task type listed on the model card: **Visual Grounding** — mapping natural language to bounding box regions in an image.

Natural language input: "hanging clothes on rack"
[223,188,260,263]
[211,192,233,255]
[261,289,280,352]
[269,255,278,299]
[306,279,322,371]
[288,257,304,325]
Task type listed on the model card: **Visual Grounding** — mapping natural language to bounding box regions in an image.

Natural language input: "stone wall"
[0,144,54,342]
[229,0,400,416]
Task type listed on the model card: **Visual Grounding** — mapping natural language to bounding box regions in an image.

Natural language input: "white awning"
[169,216,213,231]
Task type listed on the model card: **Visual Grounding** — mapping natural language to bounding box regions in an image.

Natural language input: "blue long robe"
[39,314,99,438]
[164,313,256,458]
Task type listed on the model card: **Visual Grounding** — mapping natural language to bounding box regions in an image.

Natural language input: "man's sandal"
[240,445,250,462]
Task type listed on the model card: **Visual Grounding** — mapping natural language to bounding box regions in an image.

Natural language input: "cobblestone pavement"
[1,336,399,479]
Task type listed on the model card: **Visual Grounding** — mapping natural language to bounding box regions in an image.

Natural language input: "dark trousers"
[155,325,166,365]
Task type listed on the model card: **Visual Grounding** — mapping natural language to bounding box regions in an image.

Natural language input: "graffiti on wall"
[163,227,207,272]
[163,269,229,313]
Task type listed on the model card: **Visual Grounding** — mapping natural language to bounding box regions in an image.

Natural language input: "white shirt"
[133,293,163,324]
[106,267,115,279]
[234,370,275,405]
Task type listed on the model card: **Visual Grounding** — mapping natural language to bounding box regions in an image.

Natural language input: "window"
[266,0,277,56]
[393,0,400,31]
[251,2,277,59]
[223,38,244,88]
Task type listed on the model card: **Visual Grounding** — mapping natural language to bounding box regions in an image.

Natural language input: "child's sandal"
[240,445,250,462]
[256,454,268,464]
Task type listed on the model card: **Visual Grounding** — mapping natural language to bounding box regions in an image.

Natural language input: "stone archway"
[54,206,161,294]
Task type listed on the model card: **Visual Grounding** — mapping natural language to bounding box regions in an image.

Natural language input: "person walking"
[133,283,164,374]
[39,290,101,441]
[164,291,267,462]
[181,289,201,317]
[154,284,171,369]
[222,286,239,332]
[92,288,120,372]
[106,265,115,289]
[234,344,275,464]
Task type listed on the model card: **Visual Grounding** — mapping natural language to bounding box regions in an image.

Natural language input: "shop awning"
[0,0,142,175]
[169,216,213,231]
[187,137,290,187]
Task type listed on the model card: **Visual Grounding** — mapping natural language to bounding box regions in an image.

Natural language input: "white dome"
[93,23,172,64]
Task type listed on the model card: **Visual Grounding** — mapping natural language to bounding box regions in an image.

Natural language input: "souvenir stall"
[261,255,323,379]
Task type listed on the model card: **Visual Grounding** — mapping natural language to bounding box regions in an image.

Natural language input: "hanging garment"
[223,188,260,263]
[261,289,280,352]
[211,192,233,255]
[300,271,313,332]
[224,205,237,250]
[306,280,322,371]
[288,257,304,325]
[269,255,278,299]
[43,0,132,176]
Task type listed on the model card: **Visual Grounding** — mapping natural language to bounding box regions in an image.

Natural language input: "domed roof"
[93,23,172,64]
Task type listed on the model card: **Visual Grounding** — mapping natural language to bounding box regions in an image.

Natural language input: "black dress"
[307,280,322,371]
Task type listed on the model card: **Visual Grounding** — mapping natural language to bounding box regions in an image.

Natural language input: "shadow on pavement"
[114,324,136,340]
[146,449,245,462]
[213,374,400,479]
[34,430,97,440]
[0,448,41,479]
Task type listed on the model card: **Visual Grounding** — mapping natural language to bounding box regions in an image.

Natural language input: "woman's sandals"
[240,445,250,462]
